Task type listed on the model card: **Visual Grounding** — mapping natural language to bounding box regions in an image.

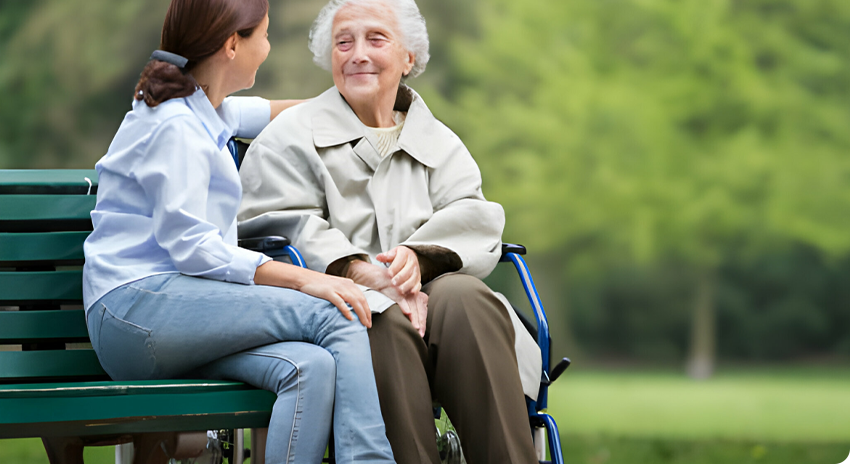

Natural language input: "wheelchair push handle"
[501,243,527,260]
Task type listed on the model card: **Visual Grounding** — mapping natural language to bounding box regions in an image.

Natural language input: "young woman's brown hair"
[135,0,269,107]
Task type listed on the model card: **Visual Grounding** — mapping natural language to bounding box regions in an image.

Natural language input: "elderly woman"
[238,0,540,462]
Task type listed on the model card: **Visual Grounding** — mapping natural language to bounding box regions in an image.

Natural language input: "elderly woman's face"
[331,1,415,110]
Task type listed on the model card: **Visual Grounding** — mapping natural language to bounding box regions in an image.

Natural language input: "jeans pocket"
[97,303,157,380]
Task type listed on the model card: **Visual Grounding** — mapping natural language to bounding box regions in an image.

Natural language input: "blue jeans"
[86,273,395,464]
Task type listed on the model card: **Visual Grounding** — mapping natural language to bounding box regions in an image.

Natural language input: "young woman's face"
[330,1,415,110]
[235,13,271,90]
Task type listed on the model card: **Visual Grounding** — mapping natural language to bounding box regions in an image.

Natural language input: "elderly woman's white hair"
[309,0,430,78]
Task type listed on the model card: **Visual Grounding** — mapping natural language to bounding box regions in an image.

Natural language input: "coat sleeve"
[237,120,368,273]
[401,134,505,280]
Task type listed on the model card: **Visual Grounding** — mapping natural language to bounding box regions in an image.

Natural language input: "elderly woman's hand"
[347,258,428,337]
[398,291,428,337]
[376,246,422,295]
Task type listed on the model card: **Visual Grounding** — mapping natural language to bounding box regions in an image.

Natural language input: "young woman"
[82,0,395,462]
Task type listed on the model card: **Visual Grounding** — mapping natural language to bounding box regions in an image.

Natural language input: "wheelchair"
[228,139,571,464]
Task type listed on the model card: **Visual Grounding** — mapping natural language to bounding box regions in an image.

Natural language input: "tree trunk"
[686,270,716,380]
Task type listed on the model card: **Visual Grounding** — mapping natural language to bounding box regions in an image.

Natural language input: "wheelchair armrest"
[238,236,291,253]
[239,236,307,268]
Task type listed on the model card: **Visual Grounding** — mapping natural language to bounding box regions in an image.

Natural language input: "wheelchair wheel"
[437,430,466,464]
[167,429,225,464]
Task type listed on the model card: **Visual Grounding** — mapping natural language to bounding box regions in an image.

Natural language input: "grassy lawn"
[547,366,850,442]
[2,367,848,463]
[559,434,850,464]
[545,366,850,464]
[0,439,114,464]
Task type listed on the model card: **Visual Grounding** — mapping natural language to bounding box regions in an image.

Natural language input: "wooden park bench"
[0,167,569,464]
[0,170,275,464]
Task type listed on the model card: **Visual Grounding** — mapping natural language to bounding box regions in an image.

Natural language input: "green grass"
[3,435,847,464]
[2,367,848,463]
[560,434,850,464]
[0,438,113,464]
[547,366,850,442]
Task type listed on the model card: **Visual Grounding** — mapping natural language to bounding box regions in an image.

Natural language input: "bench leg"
[130,432,211,464]
[131,432,174,464]
[251,427,268,464]
[42,436,84,464]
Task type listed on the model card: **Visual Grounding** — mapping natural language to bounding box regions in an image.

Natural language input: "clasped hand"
[348,246,428,337]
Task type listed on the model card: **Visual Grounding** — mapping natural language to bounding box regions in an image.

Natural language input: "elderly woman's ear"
[403,50,415,77]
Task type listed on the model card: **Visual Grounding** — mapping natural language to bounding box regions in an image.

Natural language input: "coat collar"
[311,85,449,168]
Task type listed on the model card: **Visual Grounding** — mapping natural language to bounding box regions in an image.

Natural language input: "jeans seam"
[244,351,302,464]
[125,286,166,296]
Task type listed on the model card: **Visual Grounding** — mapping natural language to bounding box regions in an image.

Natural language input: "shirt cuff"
[226,246,271,285]
[230,96,271,139]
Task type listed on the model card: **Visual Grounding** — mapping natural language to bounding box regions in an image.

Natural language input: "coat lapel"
[311,85,455,170]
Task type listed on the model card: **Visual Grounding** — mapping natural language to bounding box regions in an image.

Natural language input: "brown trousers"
[368,274,537,464]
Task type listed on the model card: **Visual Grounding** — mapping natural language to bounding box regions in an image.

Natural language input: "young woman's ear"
[224,33,239,60]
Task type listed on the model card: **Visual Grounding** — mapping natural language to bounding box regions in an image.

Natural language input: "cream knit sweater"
[367,111,406,158]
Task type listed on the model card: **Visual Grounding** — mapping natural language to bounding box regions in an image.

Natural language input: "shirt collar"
[311,85,449,168]
[183,88,231,151]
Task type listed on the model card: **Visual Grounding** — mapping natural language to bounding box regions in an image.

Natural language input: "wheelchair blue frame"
[501,250,564,464]
[284,245,306,268]
[229,139,566,464]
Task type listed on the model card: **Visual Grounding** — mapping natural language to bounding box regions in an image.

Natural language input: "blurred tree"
[0,0,170,168]
[423,0,850,376]
[0,0,472,168]
[2,0,848,366]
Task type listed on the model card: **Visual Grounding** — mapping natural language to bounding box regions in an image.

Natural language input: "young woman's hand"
[270,99,308,119]
[254,260,371,327]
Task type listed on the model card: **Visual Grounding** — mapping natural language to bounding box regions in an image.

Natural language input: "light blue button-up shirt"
[83,89,272,311]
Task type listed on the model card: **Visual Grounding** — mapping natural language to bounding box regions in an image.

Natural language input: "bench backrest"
[0,170,108,384]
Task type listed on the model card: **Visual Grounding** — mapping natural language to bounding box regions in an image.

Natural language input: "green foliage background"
[1,0,847,367]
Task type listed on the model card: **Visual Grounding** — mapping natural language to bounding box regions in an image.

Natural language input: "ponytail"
[134,60,198,107]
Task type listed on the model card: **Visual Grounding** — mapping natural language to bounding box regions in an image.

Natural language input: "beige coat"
[238,85,542,399]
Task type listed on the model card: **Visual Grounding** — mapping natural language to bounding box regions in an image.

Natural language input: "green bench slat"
[0,170,280,441]
[0,232,88,264]
[0,310,89,344]
[0,388,276,438]
[0,195,97,221]
[0,170,98,195]
[0,195,96,232]
[0,350,107,382]
[0,270,83,303]
[0,379,254,399]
